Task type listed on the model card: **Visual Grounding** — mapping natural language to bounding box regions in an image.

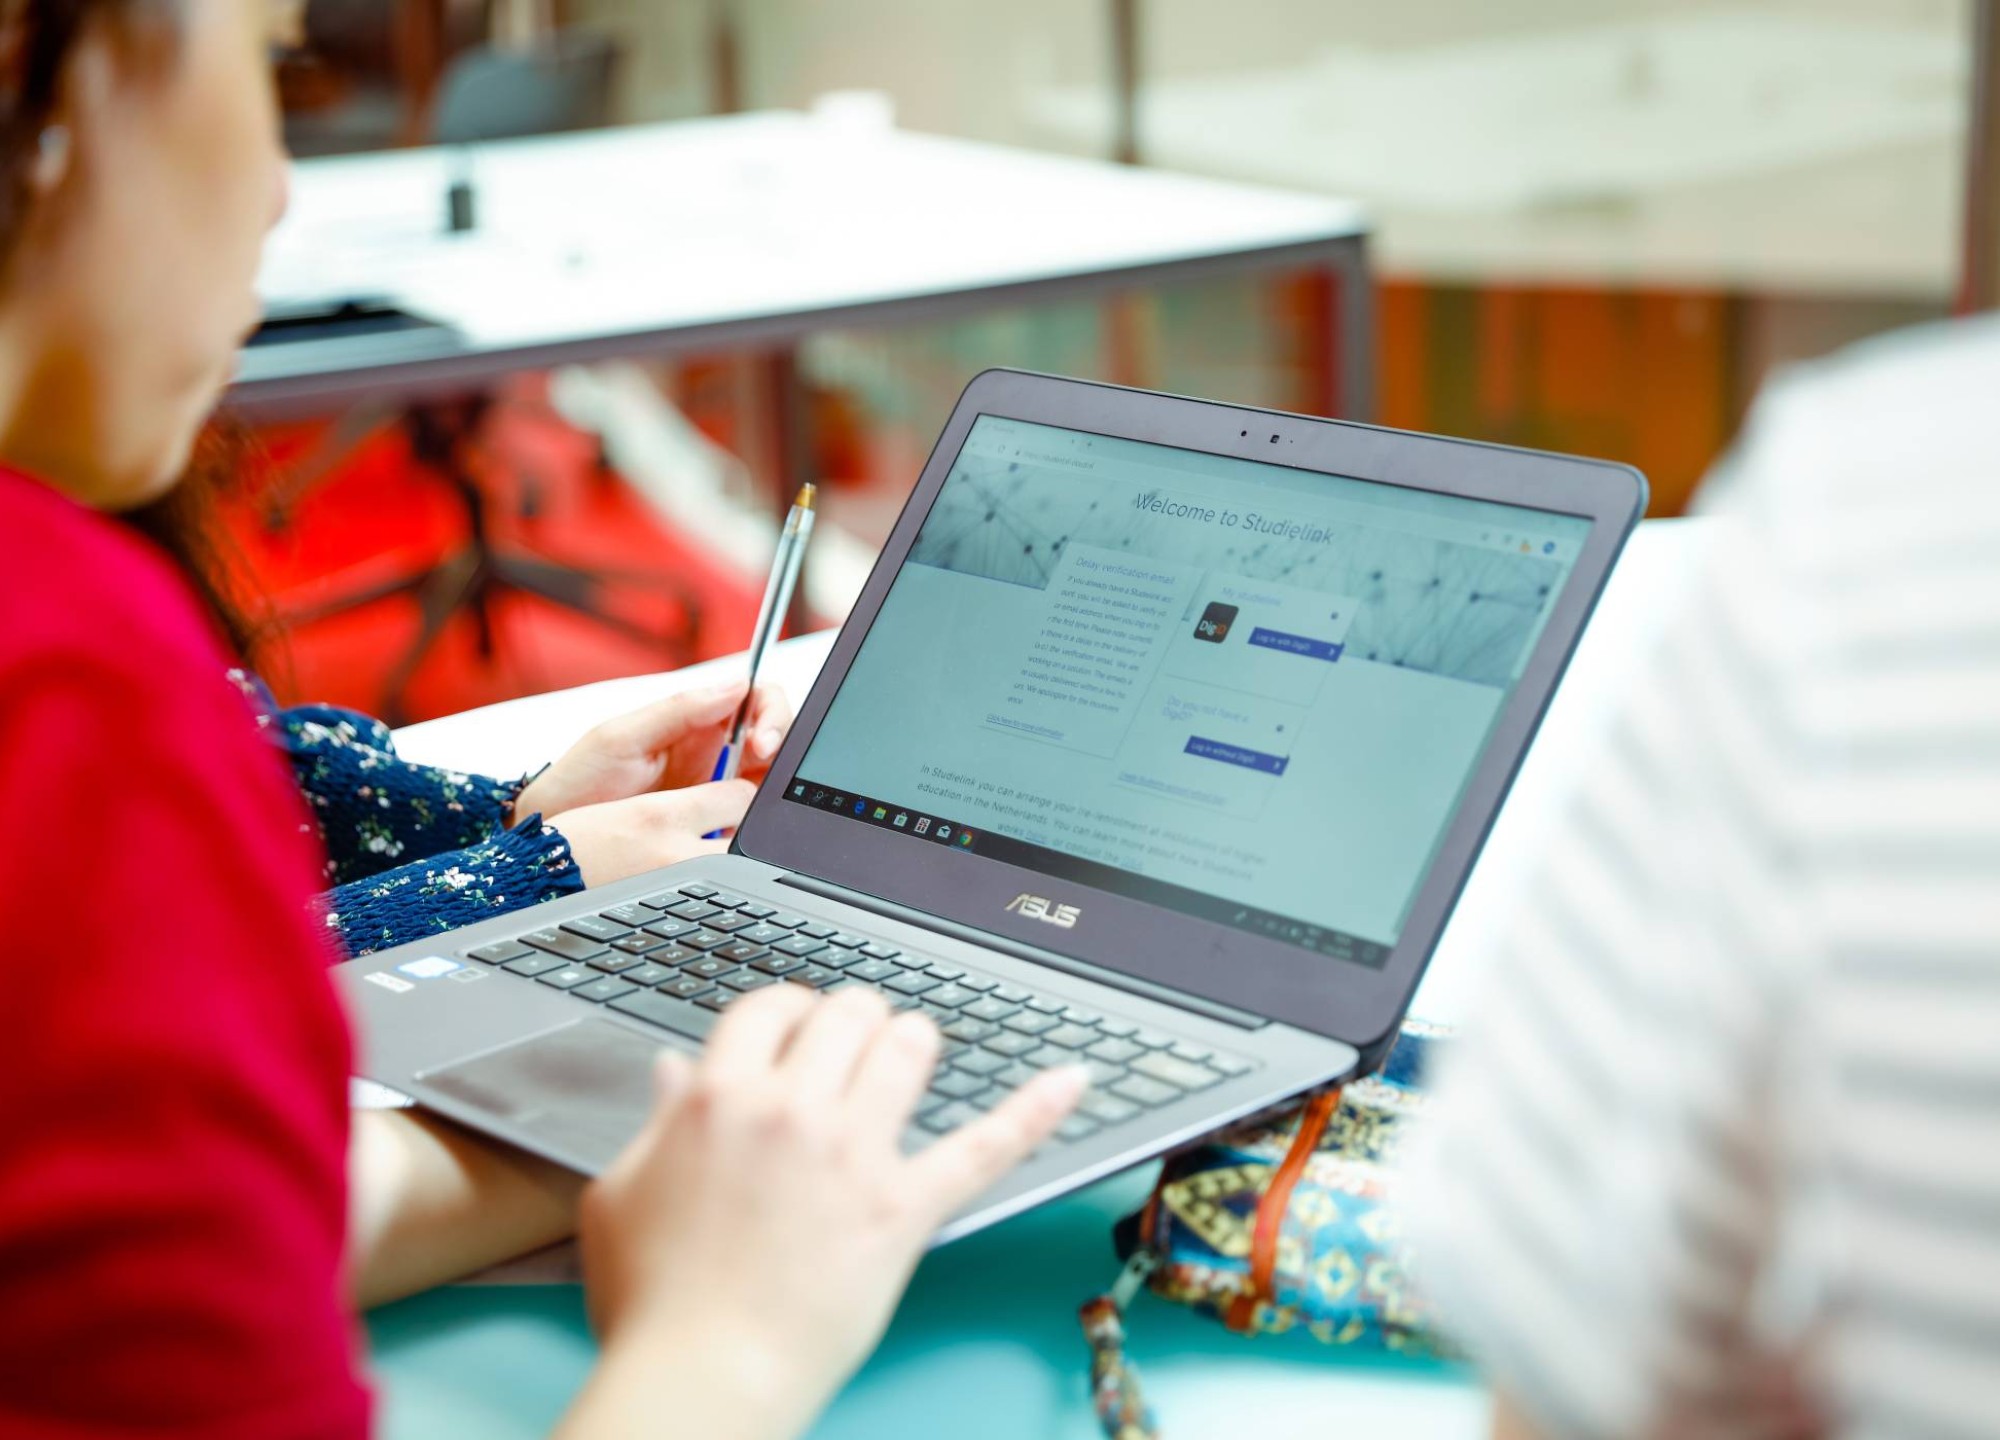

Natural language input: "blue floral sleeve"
[230,672,584,956]
[312,817,583,958]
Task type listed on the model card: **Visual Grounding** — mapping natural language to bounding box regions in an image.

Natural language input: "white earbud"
[31,123,70,187]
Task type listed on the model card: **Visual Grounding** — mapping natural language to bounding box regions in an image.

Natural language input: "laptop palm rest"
[420,1019,665,1164]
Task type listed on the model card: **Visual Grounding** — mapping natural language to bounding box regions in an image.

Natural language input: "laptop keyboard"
[459,882,1254,1147]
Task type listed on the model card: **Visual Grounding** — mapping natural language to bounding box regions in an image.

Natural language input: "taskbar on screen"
[780,775,1390,969]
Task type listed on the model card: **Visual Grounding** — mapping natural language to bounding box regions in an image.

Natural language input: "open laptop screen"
[786,415,1591,969]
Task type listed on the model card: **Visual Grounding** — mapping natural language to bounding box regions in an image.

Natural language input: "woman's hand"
[515,680,791,822]
[563,986,1085,1440]
[545,780,756,887]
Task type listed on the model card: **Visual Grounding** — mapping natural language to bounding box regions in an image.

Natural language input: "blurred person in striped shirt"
[1410,318,2000,1440]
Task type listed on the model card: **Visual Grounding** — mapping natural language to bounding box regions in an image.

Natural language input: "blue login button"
[1184,736,1290,775]
[1247,628,1344,662]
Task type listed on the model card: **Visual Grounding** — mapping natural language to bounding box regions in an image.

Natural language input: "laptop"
[335,370,1645,1244]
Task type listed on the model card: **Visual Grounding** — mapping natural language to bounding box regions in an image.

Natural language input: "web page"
[790,416,1590,964]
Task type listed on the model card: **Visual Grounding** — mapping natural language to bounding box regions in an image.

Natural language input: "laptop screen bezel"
[733,369,1645,1054]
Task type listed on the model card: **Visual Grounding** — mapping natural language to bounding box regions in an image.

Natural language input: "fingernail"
[756,726,783,755]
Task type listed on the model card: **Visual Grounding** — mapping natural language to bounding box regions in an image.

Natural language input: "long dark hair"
[3,0,271,664]
[124,426,274,662]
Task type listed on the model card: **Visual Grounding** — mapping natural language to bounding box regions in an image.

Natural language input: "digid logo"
[1194,601,1238,643]
[1006,893,1081,929]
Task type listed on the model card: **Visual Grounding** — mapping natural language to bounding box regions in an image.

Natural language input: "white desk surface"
[397,517,1709,1029]
[256,110,1368,356]
[1031,10,1958,298]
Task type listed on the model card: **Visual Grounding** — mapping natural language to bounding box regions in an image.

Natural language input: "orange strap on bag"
[1087,1084,1345,1438]
[1222,1086,1342,1332]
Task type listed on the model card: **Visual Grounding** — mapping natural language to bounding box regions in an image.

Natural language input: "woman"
[0,0,1085,1434]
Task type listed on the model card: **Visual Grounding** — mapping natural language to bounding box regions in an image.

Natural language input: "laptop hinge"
[775,874,1269,1032]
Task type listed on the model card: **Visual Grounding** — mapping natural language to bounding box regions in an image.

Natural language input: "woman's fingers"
[597,1049,692,1196]
[589,677,790,788]
[656,779,755,836]
[906,1067,1086,1223]
[606,681,743,749]
[746,683,794,763]
[609,682,750,788]
[699,983,819,1088]
[779,987,895,1097]
[545,781,754,886]
[841,1011,943,1140]
[656,1046,693,1090]
[647,1049,694,1126]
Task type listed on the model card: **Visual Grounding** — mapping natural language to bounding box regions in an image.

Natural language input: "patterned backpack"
[1079,1021,1451,1438]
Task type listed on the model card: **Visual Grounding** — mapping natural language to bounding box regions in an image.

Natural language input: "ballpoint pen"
[711,482,817,791]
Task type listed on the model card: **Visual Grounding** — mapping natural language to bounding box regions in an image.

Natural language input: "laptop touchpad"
[420,1019,667,1167]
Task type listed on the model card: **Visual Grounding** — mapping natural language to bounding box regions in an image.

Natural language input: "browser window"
[790,416,1590,967]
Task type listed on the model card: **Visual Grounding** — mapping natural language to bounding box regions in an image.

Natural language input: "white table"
[1031,9,1959,299]
[240,109,1373,423]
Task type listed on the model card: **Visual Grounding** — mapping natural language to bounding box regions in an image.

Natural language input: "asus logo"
[1006,893,1080,928]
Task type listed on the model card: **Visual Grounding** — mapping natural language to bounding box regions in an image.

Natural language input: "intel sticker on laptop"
[397,956,463,980]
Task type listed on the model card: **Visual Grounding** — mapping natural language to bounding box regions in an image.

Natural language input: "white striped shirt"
[1407,317,2000,1440]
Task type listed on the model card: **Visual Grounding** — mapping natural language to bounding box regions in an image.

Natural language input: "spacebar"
[607,991,718,1043]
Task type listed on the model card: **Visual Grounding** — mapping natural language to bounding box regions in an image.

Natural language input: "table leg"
[1960,0,2000,312]
[1103,293,1153,391]
[1109,0,1142,167]
[760,348,812,513]
[1317,236,1375,423]
[393,0,447,146]
[761,347,815,633]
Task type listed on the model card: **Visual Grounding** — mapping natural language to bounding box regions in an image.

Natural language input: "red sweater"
[0,469,368,1438]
